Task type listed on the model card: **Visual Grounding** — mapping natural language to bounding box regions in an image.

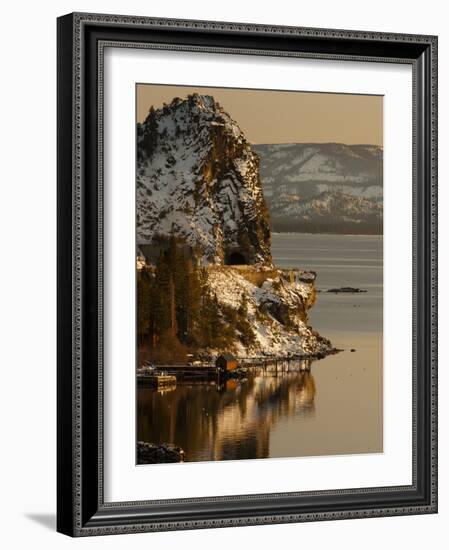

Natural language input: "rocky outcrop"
[137,441,185,464]
[136,94,336,359]
[206,266,333,358]
[137,94,272,265]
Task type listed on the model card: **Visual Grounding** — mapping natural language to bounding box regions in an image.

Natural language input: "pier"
[239,357,312,376]
[137,356,314,386]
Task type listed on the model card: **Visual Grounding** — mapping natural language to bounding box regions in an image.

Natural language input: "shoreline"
[139,346,343,373]
[271,231,383,237]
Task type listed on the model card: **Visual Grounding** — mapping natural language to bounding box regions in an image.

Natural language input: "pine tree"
[238,293,248,317]
[153,250,172,337]
[209,293,222,345]
[137,268,152,345]
[237,293,255,348]
[183,259,202,345]
[143,106,158,158]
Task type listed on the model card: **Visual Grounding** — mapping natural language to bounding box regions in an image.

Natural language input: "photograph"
[135,84,384,464]
[54,9,437,538]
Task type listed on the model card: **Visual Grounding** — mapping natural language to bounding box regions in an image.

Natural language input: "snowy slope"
[254,143,383,233]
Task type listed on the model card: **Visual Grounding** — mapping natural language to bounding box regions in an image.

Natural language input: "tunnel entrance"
[226,251,246,265]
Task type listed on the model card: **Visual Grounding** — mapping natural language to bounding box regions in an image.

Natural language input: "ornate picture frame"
[57,12,437,536]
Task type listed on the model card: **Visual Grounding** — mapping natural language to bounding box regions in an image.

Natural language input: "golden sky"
[137,84,383,146]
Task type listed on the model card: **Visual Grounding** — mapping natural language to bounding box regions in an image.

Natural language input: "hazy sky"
[137,84,383,146]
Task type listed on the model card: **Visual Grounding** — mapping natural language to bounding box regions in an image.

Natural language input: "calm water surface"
[137,233,383,461]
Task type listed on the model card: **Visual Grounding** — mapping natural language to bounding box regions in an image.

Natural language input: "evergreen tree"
[143,106,158,158]
[137,268,152,345]
[209,293,221,343]
[183,259,202,344]
[152,250,172,337]
[236,293,255,348]
[238,293,248,317]
[139,238,248,359]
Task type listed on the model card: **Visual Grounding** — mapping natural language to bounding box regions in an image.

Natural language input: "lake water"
[137,233,383,461]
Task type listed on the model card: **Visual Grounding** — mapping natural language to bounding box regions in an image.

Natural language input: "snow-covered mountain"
[253,143,383,233]
[137,94,271,265]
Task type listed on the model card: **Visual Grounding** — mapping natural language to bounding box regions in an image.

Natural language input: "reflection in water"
[137,368,316,462]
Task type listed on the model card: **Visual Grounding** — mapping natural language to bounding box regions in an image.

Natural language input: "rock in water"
[137,93,272,266]
[137,441,185,464]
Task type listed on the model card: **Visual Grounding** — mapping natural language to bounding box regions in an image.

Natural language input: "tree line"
[137,236,255,365]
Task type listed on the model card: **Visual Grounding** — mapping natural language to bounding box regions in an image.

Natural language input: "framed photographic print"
[57,12,438,536]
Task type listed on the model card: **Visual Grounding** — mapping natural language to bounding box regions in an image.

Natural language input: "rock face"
[253,143,383,234]
[206,266,334,358]
[137,94,272,265]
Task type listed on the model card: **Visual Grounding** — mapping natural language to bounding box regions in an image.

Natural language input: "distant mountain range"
[253,143,383,234]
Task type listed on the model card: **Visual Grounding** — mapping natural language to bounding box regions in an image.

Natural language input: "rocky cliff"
[205,266,332,357]
[136,94,335,359]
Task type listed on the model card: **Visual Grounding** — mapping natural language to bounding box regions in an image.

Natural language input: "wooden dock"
[157,364,221,382]
[240,357,312,376]
[138,357,313,385]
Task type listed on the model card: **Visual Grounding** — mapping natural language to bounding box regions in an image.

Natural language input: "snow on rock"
[254,143,383,233]
[206,267,333,358]
[137,93,272,265]
[274,189,382,223]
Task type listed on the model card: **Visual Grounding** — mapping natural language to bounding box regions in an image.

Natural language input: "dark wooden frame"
[57,12,438,537]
